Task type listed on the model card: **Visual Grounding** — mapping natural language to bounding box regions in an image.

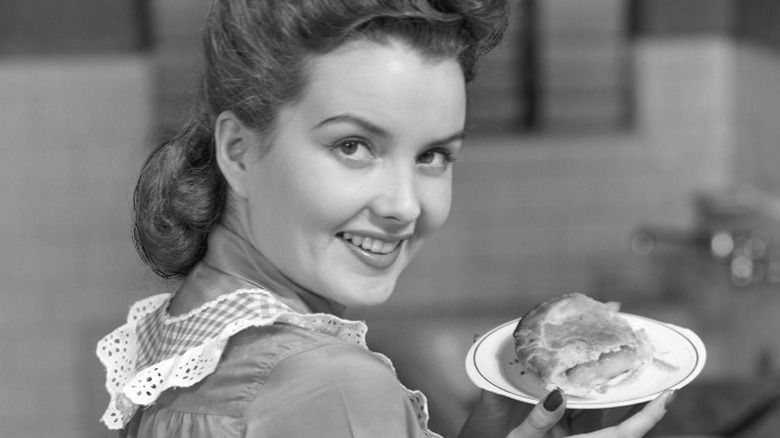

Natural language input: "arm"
[245,342,426,438]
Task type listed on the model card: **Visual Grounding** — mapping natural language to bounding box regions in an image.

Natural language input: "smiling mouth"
[337,232,402,254]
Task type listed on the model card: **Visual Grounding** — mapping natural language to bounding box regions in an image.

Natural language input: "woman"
[98,0,676,436]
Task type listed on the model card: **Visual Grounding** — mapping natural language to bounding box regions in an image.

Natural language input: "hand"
[458,389,677,438]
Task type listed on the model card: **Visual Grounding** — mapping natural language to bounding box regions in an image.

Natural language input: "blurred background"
[2,0,780,436]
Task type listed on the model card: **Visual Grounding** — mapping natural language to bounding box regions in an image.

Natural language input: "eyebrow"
[312,113,466,146]
[313,113,390,138]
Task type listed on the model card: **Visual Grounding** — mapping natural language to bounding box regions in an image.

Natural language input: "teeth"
[380,241,395,253]
[340,232,400,254]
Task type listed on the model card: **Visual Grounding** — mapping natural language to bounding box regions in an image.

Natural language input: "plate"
[465,313,707,409]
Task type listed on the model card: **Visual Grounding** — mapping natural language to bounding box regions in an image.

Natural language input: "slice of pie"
[513,293,654,397]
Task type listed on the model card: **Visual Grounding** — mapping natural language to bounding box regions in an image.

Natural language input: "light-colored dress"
[97,226,442,437]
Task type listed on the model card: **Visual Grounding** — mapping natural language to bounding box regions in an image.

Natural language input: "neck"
[173,222,345,317]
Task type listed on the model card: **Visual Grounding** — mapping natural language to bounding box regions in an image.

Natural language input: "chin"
[335,280,397,308]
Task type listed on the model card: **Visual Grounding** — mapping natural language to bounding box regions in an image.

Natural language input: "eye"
[417,148,456,170]
[330,138,374,165]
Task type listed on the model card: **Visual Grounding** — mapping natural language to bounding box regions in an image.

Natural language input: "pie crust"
[513,293,654,397]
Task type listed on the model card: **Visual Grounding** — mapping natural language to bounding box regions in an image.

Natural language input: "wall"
[0,56,155,438]
[628,0,780,196]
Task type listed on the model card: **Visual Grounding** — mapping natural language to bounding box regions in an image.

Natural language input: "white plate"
[465,314,707,409]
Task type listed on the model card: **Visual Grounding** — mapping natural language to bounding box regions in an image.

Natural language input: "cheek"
[268,163,363,233]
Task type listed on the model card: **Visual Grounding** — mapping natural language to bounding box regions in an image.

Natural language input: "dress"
[97,226,441,437]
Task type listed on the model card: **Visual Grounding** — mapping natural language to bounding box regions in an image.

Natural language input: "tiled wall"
[0,56,156,438]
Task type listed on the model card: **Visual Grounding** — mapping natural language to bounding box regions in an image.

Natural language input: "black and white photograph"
[2,1,780,437]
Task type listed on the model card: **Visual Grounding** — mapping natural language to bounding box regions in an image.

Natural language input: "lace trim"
[97,288,441,438]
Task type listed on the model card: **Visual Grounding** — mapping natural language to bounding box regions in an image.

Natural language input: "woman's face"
[243,40,466,307]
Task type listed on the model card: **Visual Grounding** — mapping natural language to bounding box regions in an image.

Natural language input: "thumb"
[507,389,566,438]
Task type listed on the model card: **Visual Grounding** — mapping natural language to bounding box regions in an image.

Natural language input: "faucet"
[631,225,778,288]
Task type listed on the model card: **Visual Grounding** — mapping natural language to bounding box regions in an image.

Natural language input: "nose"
[370,164,422,224]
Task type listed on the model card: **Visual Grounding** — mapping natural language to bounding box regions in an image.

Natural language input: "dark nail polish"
[664,389,678,410]
[543,389,564,411]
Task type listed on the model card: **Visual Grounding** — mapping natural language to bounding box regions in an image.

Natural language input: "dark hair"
[134,0,510,278]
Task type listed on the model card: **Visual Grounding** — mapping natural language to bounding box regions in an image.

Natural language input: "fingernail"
[664,389,678,410]
[543,388,564,411]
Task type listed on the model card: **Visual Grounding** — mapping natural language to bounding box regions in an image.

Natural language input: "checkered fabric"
[135,290,291,371]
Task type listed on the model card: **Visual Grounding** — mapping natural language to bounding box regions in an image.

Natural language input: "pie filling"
[565,346,636,386]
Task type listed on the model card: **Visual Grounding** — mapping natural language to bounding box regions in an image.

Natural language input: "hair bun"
[133,129,226,278]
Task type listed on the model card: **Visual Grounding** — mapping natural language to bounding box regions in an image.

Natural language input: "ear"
[214,111,259,200]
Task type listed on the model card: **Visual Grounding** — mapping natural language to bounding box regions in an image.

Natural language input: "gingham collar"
[134,289,295,371]
[97,288,369,429]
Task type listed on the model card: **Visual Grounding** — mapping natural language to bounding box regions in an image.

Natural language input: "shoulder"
[150,323,425,437]
[270,330,398,384]
[230,321,378,359]
[220,322,364,386]
[153,323,356,413]
[225,323,397,390]
[244,330,424,437]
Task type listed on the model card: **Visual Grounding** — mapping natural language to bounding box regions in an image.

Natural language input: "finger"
[507,389,567,438]
[597,389,677,438]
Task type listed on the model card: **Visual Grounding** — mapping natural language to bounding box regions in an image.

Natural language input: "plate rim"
[465,313,707,409]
